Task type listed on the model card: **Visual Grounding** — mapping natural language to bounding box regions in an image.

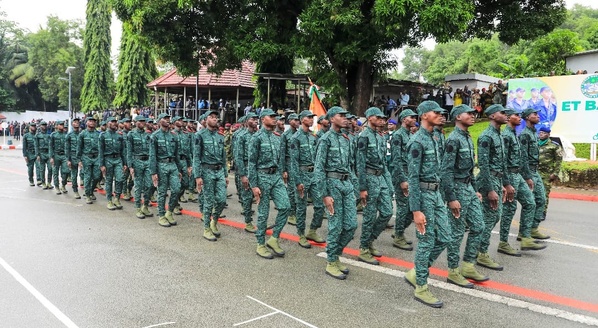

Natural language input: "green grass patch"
[572,143,590,159]
[443,119,489,153]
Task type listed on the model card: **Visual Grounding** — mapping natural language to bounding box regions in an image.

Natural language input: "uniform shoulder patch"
[392,139,400,146]
[357,139,366,149]
[480,140,489,148]
[290,143,296,149]
[520,138,527,145]
[411,149,420,158]
[446,143,455,153]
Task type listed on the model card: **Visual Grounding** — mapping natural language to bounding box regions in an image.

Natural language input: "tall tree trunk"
[337,61,373,117]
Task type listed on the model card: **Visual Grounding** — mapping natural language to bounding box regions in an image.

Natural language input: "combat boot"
[414,285,443,308]
[369,243,382,257]
[287,214,297,225]
[73,191,81,199]
[210,219,221,237]
[29,180,35,187]
[531,228,550,240]
[266,237,285,257]
[165,211,177,225]
[158,216,170,227]
[244,222,257,233]
[43,183,49,190]
[393,235,413,251]
[85,195,93,204]
[521,237,547,251]
[358,248,379,265]
[460,261,489,282]
[497,241,521,257]
[135,208,145,219]
[335,260,349,274]
[187,192,197,203]
[203,228,217,241]
[90,194,97,200]
[476,252,503,271]
[305,229,325,243]
[47,184,54,189]
[106,200,117,210]
[447,268,474,288]
[55,187,62,195]
[256,244,273,259]
[142,205,153,217]
[122,192,131,200]
[173,205,182,215]
[150,194,157,203]
[113,197,123,209]
[60,185,68,194]
[356,202,364,212]
[36,180,42,186]
[298,235,311,249]
[179,194,187,203]
[404,268,416,288]
[326,262,347,280]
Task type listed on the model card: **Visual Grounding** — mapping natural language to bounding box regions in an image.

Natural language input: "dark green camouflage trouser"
[201,168,227,227]
[70,157,82,192]
[240,182,254,224]
[26,155,37,183]
[360,174,393,249]
[325,177,358,263]
[394,186,412,237]
[414,189,451,286]
[82,155,101,197]
[530,171,546,227]
[132,159,151,208]
[501,172,535,240]
[479,176,503,253]
[157,162,180,217]
[37,154,52,185]
[105,157,124,201]
[52,155,69,188]
[295,170,324,236]
[255,172,289,245]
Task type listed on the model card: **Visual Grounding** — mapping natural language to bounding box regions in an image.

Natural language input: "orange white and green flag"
[308,78,327,131]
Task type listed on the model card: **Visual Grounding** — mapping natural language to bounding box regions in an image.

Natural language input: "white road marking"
[491,231,598,251]
[0,256,79,328]
[142,322,176,328]
[235,295,318,328]
[316,253,598,327]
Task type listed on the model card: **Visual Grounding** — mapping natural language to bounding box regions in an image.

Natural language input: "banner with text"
[507,74,598,143]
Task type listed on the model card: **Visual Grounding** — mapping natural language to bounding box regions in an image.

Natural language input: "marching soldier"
[22,123,38,186]
[77,117,102,204]
[173,116,192,215]
[127,116,153,219]
[99,117,127,210]
[35,121,53,189]
[315,115,329,139]
[49,121,69,194]
[233,114,258,233]
[66,118,83,198]
[538,126,563,220]
[280,113,299,225]
[121,118,134,201]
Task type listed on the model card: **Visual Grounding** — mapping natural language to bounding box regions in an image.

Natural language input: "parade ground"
[1,149,598,328]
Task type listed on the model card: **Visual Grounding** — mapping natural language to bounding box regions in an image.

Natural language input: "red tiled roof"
[147,61,256,89]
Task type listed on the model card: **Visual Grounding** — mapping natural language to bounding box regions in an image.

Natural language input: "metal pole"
[296,80,300,113]
[195,74,199,120]
[267,78,270,108]
[68,71,73,132]
[183,87,187,118]
[236,88,239,122]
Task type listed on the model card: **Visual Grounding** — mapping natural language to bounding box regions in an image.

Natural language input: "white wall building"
[565,49,598,74]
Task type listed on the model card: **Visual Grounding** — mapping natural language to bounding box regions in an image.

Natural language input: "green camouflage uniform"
[357,125,394,249]
[77,127,102,198]
[174,126,192,205]
[35,129,52,186]
[149,128,182,217]
[127,127,152,208]
[49,128,69,189]
[314,129,357,263]
[22,129,38,184]
[389,126,413,238]
[538,138,563,217]
[65,128,82,193]
[501,125,535,240]
[279,126,297,218]
[233,128,254,224]
[99,129,127,201]
[232,123,247,196]
[224,130,233,169]
[247,128,290,245]
[437,126,485,268]
[193,128,227,225]
[519,126,546,227]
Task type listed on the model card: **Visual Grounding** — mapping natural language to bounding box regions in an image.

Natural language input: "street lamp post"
[65,66,76,132]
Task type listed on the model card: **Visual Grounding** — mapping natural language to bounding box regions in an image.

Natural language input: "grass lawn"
[443,119,489,153]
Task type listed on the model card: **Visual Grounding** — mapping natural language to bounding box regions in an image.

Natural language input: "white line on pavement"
[141,322,176,328]
[233,311,279,326]
[241,295,319,328]
[491,231,598,251]
[0,256,79,328]
[316,252,598,327]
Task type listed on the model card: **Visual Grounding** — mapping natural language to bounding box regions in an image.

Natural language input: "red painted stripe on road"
[551,192,598,202]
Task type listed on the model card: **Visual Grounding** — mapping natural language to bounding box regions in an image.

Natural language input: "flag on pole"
[308,78,327,132]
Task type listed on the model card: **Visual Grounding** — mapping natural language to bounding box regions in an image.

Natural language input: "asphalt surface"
[1,149,597,328]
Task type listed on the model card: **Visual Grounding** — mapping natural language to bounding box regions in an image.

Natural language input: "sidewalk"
[0,137,22,150]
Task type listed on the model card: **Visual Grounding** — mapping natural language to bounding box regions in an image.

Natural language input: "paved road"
[1,150,597,328]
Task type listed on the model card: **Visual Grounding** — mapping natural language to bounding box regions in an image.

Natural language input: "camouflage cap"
[416,101,444,115]
[450,104,476,121]
[156,113,170,121]
[317,115,327,123]
[134,116,147,122]
[299,110,316,120]
[326,106,348,120]
[398,109,417,122]
[107,117,117,122]
[259,108,277,118]
[287,113,299,121]
[245,112,258,120]
[484,104,505,116]
[521,107,540,119]
[365,107,386,118]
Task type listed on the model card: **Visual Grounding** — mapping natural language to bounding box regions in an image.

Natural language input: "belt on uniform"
[366,167,384,176]
[490,170,503,178]
[159,158,174,163]
[202,163,222,170]
[85,153,98,158]
[326,171,349,181]
[508,167,520,173]
[529,164,538,171]
[419,181,439,191]
[105,154,120,158]
[454,176,472,184]
[299,165,314,172]
[135,155,149,160]
[54,152,65,156]
[258,167,278,174]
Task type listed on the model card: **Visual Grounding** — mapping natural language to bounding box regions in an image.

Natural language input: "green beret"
[416,101,444,115]
[326,106,348,120]
[299,110,316,120]
[484,104,505,116]
[365,107,386,118]
[399,109,417,122]
[287,113,299,121]
[259,108,277,118]
[521,107,540,119]
[86,117,97,121]
[450,104,476,121]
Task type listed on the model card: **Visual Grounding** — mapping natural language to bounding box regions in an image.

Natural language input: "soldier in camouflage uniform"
[389,109,417,250]
[248,109,290,259]
[234,114,258,233]
[500,108,546,254]
[49,121,69,194]
[356,107,394,265]
[172,116,192,214]
[194,110,228,241]
[99,117,127,210]
[280,113,299,225]
[476,104,515,271]
[436,105,488,288]
[35,121,53,189]
[232,116,247,199]
[22,123,38,186]
[150,113,184,227]
[519,108,550,239]
[77,117,102,204]
[66,118,83,198]
[403,101,451,308]
[315,115,329,140]
[313,106,357,280]
[127,116,153,219]
[121,118,134,201]
[289,110,326,248]
[538,126,563,220]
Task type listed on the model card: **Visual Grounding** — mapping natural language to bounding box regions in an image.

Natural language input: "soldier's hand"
[413,211,426,235]
[178,172,182,180]
[488,190,499,210]
[196,178,203,193]
[526,179,534,191]
[282,171,288,184]
[37,156,40,162]
[241,176,249,190]
[360,190,368,207]
[50,158,54,165]
[122,165,127,173]
[505,184,515,202]
[225,178,229,186]
[100,166,106,177]
[24,157,28,163]
[297,184,304,199]
[187,167,192,175]
[129,168,135,178]
[78,162,83,169]
[323,196,334,216]
[152,174,158,187]
[252,187,261,204]
[476,192,483,202]
[502,186,507,203]
[67,161,71,168]
[448,200,461,218]
[400,181,409,196]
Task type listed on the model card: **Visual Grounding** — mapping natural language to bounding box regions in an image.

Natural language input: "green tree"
[113,22,157,109]
[528,29,584,75]
[81,0,113,113]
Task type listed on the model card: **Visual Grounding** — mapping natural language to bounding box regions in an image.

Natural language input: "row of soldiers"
[21,101,561,309]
